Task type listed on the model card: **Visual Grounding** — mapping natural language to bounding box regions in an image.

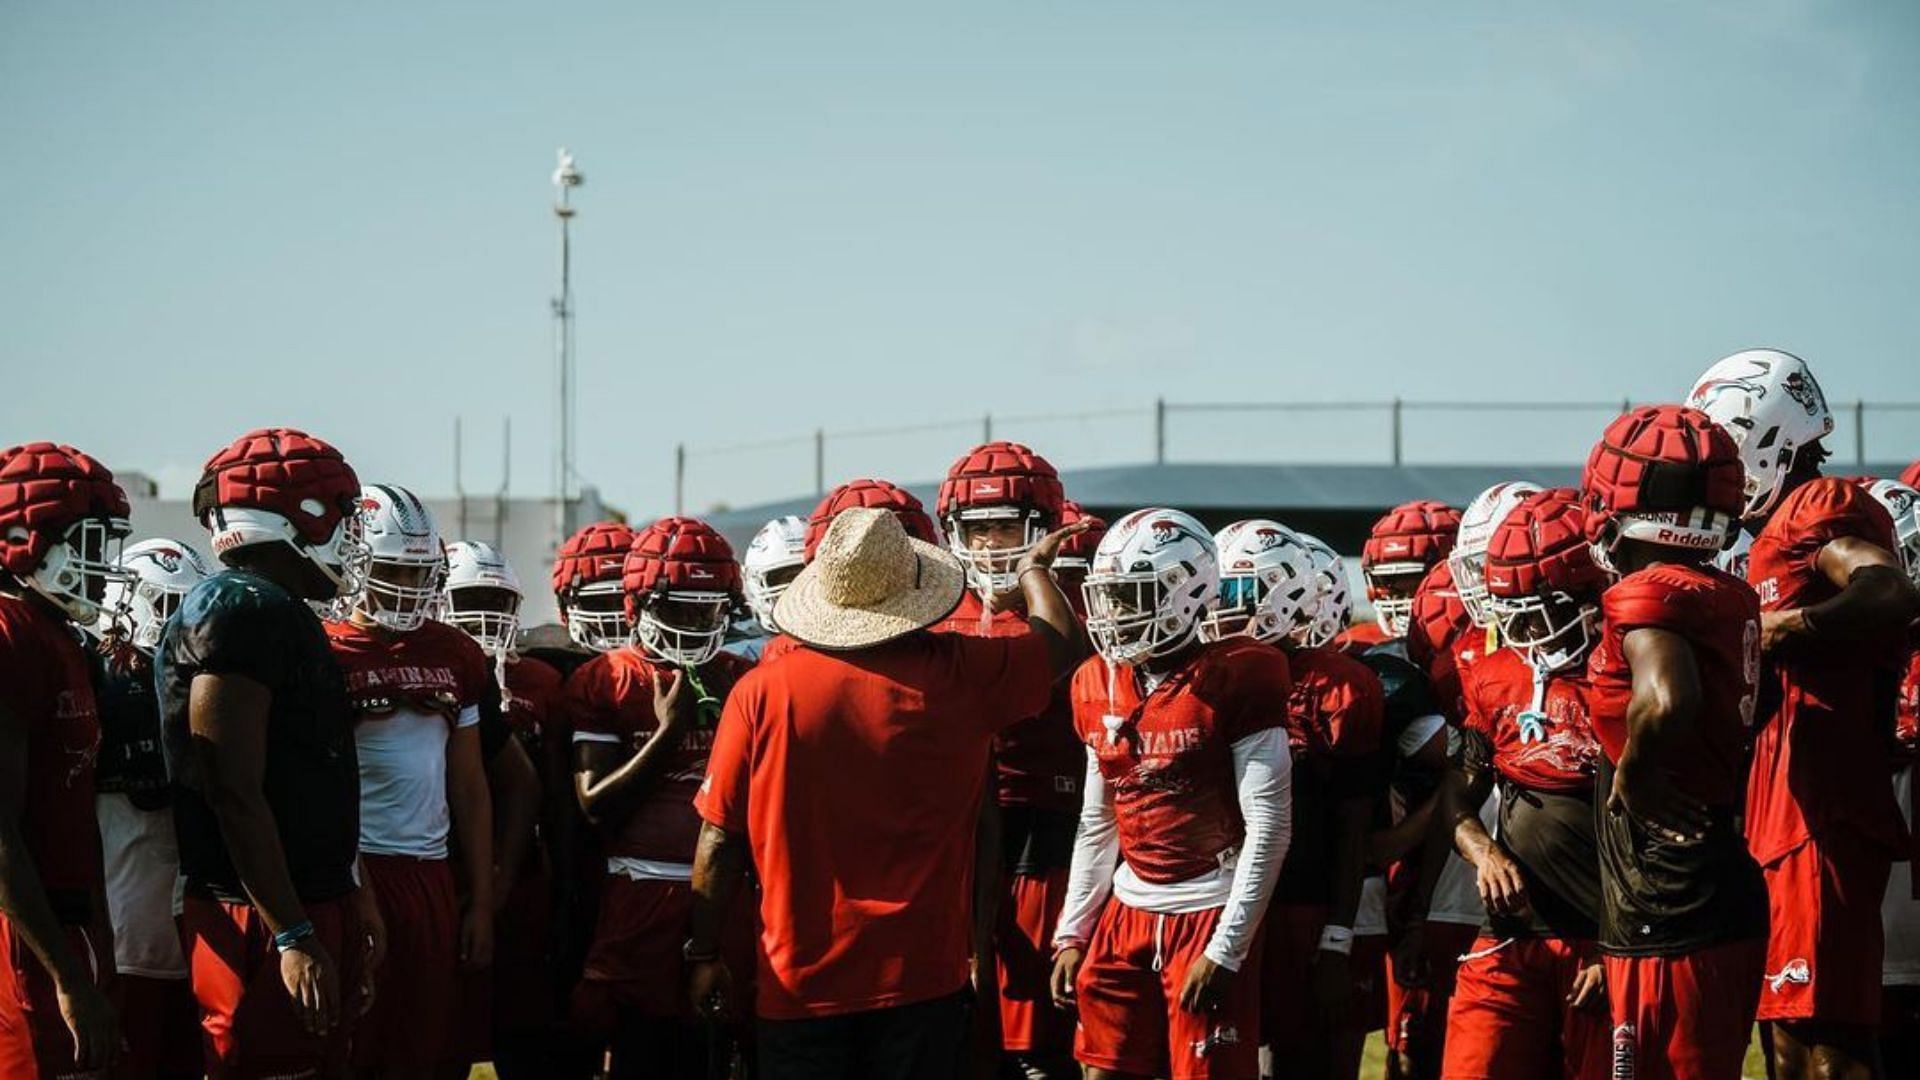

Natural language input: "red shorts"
[116,974,203,1078]
[1758,832,1891,1025]
[181,894,365,1078]
[996,867,1072,1055]
[1073,900,1260,1080]
[353,854,459,1068]
[572,874,755,1032]
[1442,935,1607,1080]
[1605,937,1764,1080]
[0,917,113,1080]
[1383,920,1479,1054]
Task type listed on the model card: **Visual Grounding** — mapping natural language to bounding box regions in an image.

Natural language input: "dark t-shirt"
[92,646,170,810]
[157,569,361,903]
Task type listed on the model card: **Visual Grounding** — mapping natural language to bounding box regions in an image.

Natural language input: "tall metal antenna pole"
[551,148,584,541]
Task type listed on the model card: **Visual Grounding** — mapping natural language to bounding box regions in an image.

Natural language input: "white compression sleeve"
[1203,726,1293,971]
[1052,746,1119,952]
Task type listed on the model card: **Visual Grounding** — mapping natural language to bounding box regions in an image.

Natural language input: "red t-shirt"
[757,633,800,666]
[1745,476,1906,861]
[1068,638,1292,885]
[696,631,1051,1020]
[568,648,754,865]
[1585,563,1758,808]
[0,595,104,896]
[504,653,564,741]
[1460,646,1600,795]
[931,591,1083,812]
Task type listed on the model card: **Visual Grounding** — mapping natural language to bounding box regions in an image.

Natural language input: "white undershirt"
[355,704,477,859]
[1055,726,1292,971]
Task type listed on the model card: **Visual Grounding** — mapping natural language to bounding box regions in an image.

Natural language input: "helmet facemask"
[27,517,131,624]
[632,590,732,668]
[1083,568,1199,665]
[1490,589,1598,674]
[446,585,522,657]
[357,552,445,633]
[744,561,803,633]
[565,578,632,653]
[951,507,1047,596]
[1364,561,1426,637]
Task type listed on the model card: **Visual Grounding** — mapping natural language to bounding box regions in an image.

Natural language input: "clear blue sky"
[5,2,1917,516]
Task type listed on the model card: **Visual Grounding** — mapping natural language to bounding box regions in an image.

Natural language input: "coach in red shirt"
[689,506,1086,1080]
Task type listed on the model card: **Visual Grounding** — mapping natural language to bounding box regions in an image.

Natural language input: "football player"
[568,517,757,1079]
[1437,489,1608,1080]
[1688,351,1920,1078]
[325,485,498,1074]
[1050,508,1292,1080]
[0,441,127,1078]
[1864,478,1920,1077]
[935,442,1082,1078]
[553,521,641,656]
[1201,519,1384,1080]
[737,514,806,660]
[438,540,557,1078]
[1050,500,1108,618]
[160,428,382,1076]
[1350,501,1462,648]
[96,538,213,1079]
[1580,404,1770,1080]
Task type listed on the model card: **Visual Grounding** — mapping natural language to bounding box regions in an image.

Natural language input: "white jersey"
[97,793,187,979]
[355,704,477,858]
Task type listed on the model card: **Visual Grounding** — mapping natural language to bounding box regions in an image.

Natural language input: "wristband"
[1019,563,1053,581]
[682,939,720,963]
[273,920,316,953]
[1317,925,1354,955]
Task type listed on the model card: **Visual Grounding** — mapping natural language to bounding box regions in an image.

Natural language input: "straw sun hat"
[774,506,967,650]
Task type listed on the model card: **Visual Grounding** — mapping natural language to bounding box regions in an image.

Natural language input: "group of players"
[0,345,1917,1080]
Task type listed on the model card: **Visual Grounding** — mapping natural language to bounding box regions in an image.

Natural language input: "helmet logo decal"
[1780,370,1822,415]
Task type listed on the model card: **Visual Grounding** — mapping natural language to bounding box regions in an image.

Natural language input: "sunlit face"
[364,561,436,613]
[960,519,1029,553]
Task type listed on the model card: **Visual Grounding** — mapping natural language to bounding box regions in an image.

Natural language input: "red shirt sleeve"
[1776,477,1900,582]
[696,674,756,833]
[955,632,1053,731]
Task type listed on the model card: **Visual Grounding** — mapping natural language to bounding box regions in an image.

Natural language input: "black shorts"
[758,990,972,1080]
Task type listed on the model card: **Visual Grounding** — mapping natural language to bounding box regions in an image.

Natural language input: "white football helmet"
[441,540,522,656]
[742,515,807,633]
[102,538,213,652]
[1686,349,1833,521]
[1200,519,1316,645]
[1450,482,1540,629]
[352,484,445,632]
[1292,533,1351,648]
[1864,479,1920,588]
[1082,508,1218,665]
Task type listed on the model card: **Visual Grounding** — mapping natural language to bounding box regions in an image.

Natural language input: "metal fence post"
[1854,399,1865,467]
[674,443,685,516]
[1391,397,1403,466]
[984,413,993,443]
[1155,397,1166,465]
[814,429,826,497]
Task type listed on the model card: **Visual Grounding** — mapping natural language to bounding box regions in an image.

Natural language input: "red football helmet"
[192,428,366,599]
[0,441,131,623]
[1581,405,1742,575]
[622,516,741,668]
[804,479,941,561]
[1051,500,1108,572]
[552,520,638,652]
[1407,560,1469,665]
[1360,500,1462,637]
[1484,488,1607,672]
[1901,461,1920,490]
[937,441,1066,593]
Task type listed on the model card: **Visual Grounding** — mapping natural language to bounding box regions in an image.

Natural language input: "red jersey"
[503,654,564,742]
[1585,563,1758,807]
[324,618,494,723]
[1745,476,1906,862]
[0,594,103,895]
[1460,646,1599,796]
[1897,637,1919,766]
[1334,621,1390,654]
[696,631,1053,1019]
[1284,645,1384,763]
[1069,638,1292,885]
[567,648,754,864]
[932,591,1082,811]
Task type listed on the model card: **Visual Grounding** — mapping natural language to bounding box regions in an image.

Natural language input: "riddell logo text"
[1652,527,1718,549]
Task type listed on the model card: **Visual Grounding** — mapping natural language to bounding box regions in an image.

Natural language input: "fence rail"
[673,398,1920,514]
